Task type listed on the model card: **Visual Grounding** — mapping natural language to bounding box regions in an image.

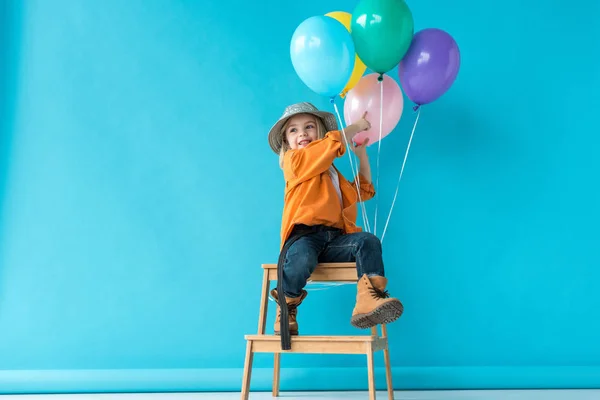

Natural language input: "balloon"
[344,73,404,146]
[325,11,367,98]
[351,0,414,74]
[398,28,461,107]
[290,15,355,98]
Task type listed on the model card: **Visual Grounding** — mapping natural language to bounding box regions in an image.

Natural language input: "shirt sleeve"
[283,130,346,185]
[350,173,375,202]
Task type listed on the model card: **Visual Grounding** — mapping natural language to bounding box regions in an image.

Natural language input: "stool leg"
[367,343,376,400]
[241,340,254,400]
[384,347,394,400]
[382,325,394,400]
[273,353,281,397]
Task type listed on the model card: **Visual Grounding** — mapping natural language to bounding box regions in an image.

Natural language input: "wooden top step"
[245,334,377,342]
[245,334,387,354]
[262,262,356,269]
[261,263,359,282]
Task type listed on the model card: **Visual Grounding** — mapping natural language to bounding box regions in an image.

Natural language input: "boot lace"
[288,304,299,317]
[277,302,299,318]
[369,286,390,299]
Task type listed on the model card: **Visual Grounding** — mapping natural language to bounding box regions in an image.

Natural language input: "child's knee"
[282,254,316,297]
[357,232,382,252]
[284,252,316,279]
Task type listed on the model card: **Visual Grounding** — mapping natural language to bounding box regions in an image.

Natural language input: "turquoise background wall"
[1,0,600,393]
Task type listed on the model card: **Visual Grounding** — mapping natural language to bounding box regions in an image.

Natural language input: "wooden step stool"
[241,262,394,400]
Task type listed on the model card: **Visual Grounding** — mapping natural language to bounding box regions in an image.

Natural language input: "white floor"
[1,391,599,400]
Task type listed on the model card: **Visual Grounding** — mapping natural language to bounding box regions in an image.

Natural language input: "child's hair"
[278,113,328,169]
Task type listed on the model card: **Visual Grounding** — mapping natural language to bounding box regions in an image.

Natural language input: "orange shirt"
[280,130,375,248]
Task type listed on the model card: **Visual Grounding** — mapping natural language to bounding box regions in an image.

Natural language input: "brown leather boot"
[271,289,307,335]
[351,274,403,329]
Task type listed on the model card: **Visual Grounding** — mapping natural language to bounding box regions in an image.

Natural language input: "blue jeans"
[282,229,385,298]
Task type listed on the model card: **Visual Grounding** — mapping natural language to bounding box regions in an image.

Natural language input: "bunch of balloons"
[290,0,461,146]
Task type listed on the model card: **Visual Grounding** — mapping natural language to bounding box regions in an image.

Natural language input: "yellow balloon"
[325,11,351,29]
[325,11,367,98]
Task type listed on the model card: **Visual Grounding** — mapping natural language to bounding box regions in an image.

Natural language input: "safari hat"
[268,102,338,154]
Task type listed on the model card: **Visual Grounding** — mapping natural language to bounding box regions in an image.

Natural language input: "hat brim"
[268,110,339,154]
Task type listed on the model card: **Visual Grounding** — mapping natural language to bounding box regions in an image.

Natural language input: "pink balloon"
[343,73,404,146]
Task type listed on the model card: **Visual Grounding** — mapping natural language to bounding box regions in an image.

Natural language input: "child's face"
[284,114,319,150]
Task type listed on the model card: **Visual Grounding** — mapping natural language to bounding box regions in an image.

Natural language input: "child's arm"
[283,131,345,184]
[284,114,371,185]
[355,138,372,183]
[350,138,375,201]
[342,112,371,144]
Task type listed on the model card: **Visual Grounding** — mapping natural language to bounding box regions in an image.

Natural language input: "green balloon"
[351,0,414,74]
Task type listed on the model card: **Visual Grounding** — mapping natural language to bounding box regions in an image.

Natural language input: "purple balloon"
[399,28,460,107]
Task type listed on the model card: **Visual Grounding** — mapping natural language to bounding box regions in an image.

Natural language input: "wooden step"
[244,334,388,354]
[261,263,359,282]
[261,262,356,269]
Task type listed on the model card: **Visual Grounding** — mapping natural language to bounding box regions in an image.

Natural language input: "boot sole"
[351,300,404,329]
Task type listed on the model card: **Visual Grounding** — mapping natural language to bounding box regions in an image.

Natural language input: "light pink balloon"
[343,73,404,146]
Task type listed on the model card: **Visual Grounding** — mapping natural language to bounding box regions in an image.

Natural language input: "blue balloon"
[290,16,355,98]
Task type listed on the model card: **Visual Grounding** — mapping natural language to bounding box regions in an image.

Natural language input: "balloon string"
[344,106,370,233]
[374,78,384,236]
[334,102,370,232]
[351,147,370,233]
[353,143,371,233]
[381,107,421,243]
[332,102,371,233]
